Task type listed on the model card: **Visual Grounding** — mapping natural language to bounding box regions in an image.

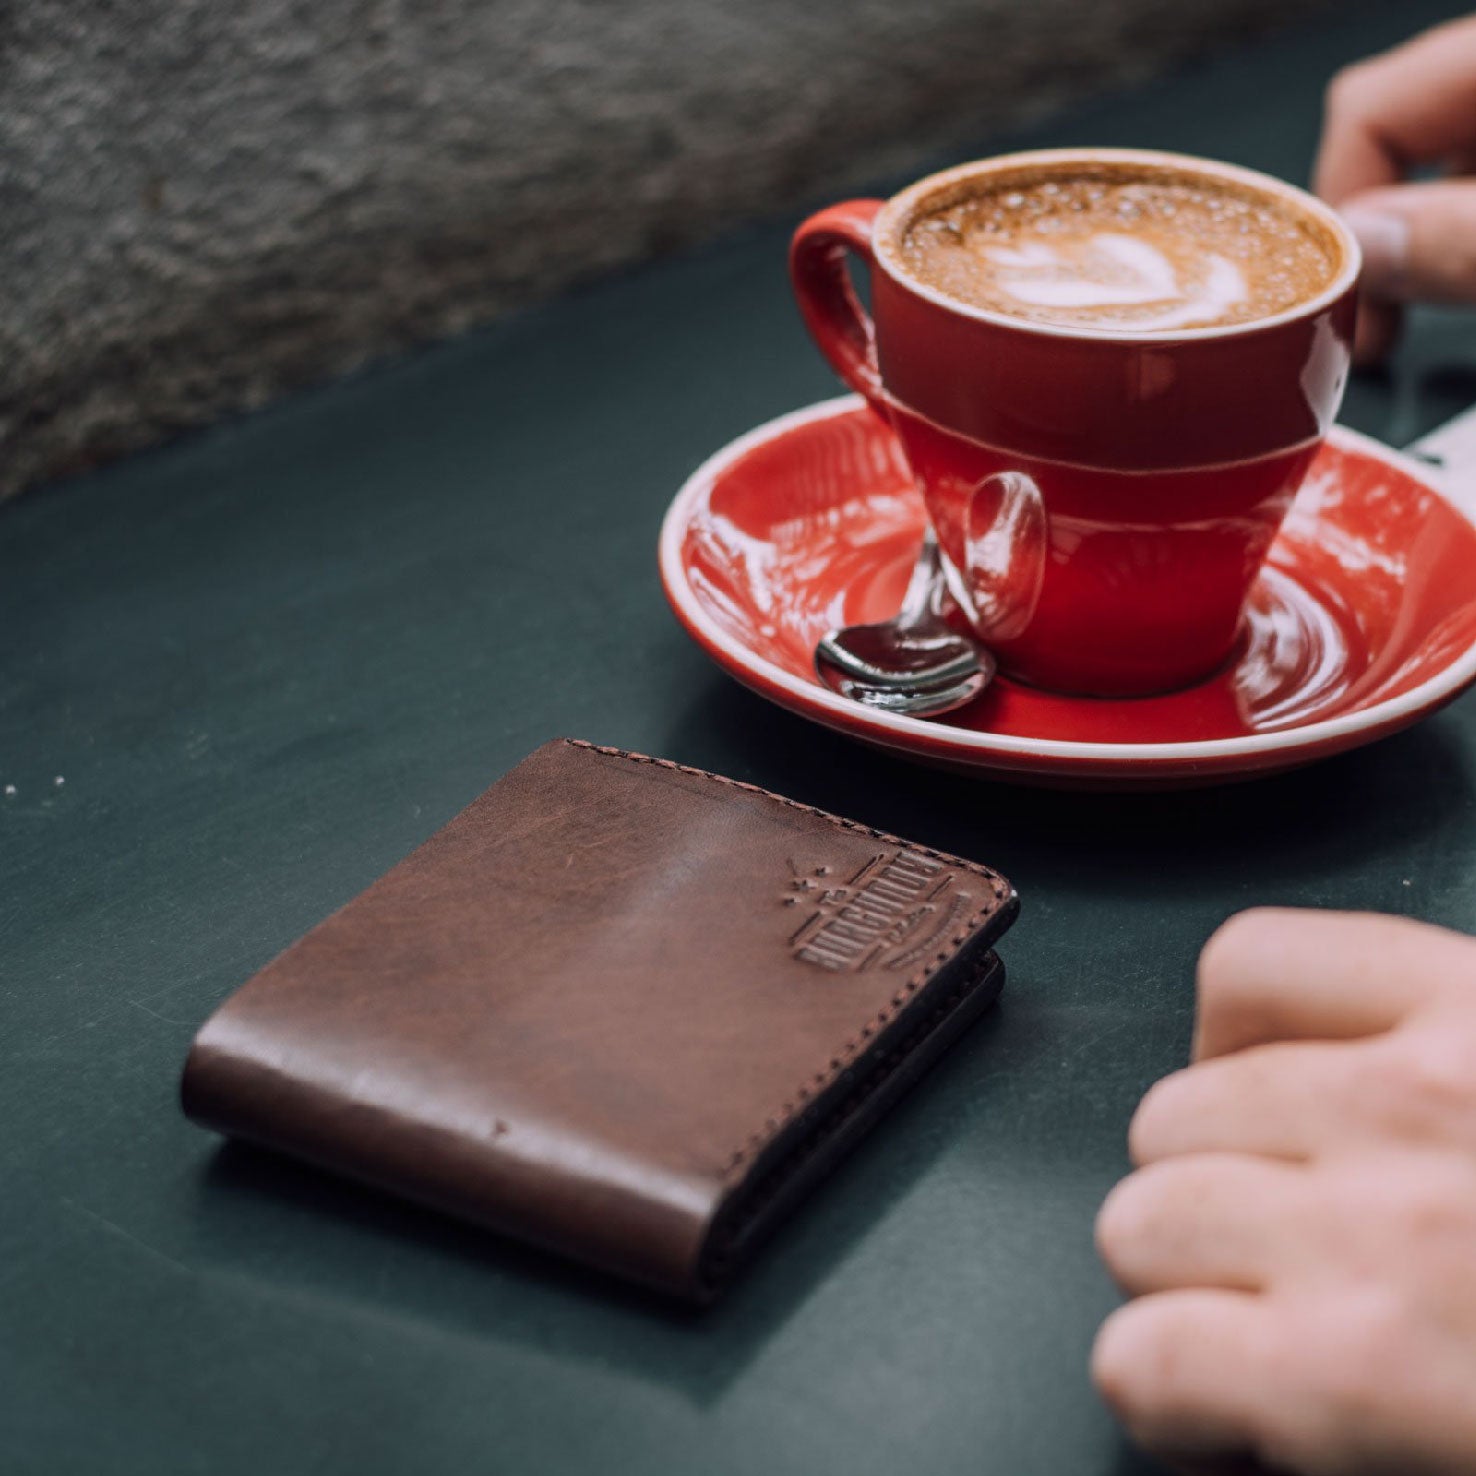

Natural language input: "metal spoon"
[814,528,994,716]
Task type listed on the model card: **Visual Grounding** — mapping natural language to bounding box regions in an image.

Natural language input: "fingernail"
[1341,206,1410,295]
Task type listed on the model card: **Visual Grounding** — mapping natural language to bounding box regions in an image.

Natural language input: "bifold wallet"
[182,739,1018,1302]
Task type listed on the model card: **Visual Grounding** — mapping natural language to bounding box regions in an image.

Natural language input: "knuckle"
[1331,1152,1476,1272]
[1389,1164,1476,1245]
[1195,909,1296,1047]
[1091,1304,1169,1417]
[1371,1033,1476,1134]
[1127,1074,1182,1164]
[1324,61,1375,116]
[1096,1300,1266,1455]
[1094,1176,1148,1264]
[1316,1289,1412,1413]
[1197,908,1279,997]
[1246,1299,1397,1471]
[1096,1162,1197,1273]
[1089,1310,1132,1405]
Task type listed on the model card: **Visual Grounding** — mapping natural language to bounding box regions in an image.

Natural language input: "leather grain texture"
[181,738,1017,1300]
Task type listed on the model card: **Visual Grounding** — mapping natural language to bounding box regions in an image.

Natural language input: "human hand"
[1092,908,1476,1474]
[1315,16,1476,364]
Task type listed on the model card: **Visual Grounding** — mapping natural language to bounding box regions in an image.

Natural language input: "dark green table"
[6,4,1476,1472]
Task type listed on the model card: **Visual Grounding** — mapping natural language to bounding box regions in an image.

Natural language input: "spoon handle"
[897,526,943,625]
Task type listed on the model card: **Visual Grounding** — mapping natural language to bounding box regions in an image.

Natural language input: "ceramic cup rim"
[870,147,1362,345]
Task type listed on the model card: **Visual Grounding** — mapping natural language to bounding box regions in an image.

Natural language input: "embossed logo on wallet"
[784,849,972,972]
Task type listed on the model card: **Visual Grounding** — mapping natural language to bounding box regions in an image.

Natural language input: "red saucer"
[659,397,1476,787]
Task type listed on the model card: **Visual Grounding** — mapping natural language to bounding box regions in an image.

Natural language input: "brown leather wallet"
[182,739,1018,1302]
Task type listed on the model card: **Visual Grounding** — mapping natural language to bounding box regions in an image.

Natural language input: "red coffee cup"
[790,148,1360,696]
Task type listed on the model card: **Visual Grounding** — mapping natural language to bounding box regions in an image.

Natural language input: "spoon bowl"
[814,528,994,716]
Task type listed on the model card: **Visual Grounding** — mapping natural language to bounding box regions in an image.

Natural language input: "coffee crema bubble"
[896,168,1339,331]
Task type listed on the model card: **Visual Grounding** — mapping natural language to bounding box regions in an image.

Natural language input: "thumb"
[1341,180,1476,303]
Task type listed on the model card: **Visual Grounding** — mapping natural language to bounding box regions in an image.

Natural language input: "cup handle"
[789,201,886,405]
[793,203,1048,649]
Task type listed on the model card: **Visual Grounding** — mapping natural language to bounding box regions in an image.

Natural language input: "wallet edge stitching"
[563,738,1007,882]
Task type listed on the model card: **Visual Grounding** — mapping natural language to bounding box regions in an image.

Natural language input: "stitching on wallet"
[700,958,988,1287]
[564,739,1008,885]
[563,738,1010,1180]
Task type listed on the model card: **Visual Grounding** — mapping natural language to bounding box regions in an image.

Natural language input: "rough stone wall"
[0,0,1332,497]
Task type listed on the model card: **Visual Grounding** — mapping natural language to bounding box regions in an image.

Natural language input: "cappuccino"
[897,165,1339,331]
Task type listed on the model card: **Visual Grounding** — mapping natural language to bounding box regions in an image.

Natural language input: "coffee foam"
[894,165,1340,332]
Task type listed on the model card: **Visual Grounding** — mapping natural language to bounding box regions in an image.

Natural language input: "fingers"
[1097,1155,1306,1296]
[1129,1040,1363,1165]
[1192,909,1458,1062]
[1092,1290,1282,1462]
[1312,16,1476,362]
[1314,16,1476,205]
[1343,180,1476,304]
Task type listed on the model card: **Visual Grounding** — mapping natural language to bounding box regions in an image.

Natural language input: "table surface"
[6,3,1476,1472]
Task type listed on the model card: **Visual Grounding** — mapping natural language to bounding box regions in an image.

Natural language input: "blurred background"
[0,0,1346,502]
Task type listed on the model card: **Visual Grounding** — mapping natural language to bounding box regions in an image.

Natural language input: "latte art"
[898,168,1338,331]
[977,232,1250,330]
